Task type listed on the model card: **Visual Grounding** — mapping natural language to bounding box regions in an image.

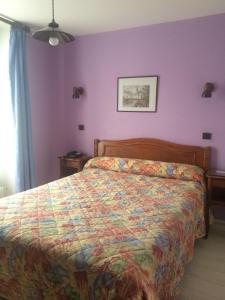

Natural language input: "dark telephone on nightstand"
[66,151,82,158]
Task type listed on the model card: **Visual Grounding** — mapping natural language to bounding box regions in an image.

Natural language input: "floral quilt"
[0,157,206,300]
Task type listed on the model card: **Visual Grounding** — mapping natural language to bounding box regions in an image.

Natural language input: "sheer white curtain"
[0,23,16,196]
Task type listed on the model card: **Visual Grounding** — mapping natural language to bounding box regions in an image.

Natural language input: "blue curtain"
[9,26,35,192]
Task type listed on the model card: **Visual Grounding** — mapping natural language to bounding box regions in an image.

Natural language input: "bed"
[0,138,210,300]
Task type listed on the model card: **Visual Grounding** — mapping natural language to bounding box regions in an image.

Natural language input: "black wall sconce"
[72,87,84,99]
[201,82,215,98]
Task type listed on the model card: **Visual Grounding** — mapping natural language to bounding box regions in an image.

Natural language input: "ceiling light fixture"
[32,0,74,46]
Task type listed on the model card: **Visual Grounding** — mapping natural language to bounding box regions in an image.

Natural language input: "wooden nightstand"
[207,170,225,220]
[207,170,225,205]
[58,155,90,178]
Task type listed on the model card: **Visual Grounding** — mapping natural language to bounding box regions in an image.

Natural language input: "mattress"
[0,157,206,299]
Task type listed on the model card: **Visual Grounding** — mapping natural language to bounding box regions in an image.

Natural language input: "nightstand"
[58,155,90,178]
[207,170,225,220]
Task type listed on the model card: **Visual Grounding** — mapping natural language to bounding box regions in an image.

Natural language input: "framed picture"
[117,76,158,112]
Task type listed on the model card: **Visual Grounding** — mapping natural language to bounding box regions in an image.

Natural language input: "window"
[0,23,16,196]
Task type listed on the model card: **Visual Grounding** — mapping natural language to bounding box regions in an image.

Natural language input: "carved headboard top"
[94,138,210,171]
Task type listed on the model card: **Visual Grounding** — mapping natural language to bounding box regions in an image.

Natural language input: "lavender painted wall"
[63,14,225,170]
[27,37,67,186]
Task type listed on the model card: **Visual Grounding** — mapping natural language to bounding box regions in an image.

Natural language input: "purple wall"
[63,14,225,170]
[27,14,225,186]
[27,38,67,185]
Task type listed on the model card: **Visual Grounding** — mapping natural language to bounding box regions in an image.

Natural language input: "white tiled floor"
[179,221,225,300]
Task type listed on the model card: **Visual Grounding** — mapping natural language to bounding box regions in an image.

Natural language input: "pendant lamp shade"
[32,0,74,46]
[33,29,75,45]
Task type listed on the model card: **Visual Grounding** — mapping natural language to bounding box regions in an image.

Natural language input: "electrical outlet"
[78,124,85,130]
[202,132,212,140]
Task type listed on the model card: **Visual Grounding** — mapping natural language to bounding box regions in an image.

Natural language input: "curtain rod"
[0,14,30,32]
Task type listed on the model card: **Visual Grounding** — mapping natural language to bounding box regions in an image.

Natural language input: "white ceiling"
[0,0,225,36]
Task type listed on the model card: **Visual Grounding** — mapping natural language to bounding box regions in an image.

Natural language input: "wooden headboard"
[94,138,211,171]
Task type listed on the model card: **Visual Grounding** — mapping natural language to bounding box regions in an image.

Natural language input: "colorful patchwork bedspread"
[0,157,206,300]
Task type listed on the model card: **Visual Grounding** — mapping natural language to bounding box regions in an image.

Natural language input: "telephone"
[66,151,82,158]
